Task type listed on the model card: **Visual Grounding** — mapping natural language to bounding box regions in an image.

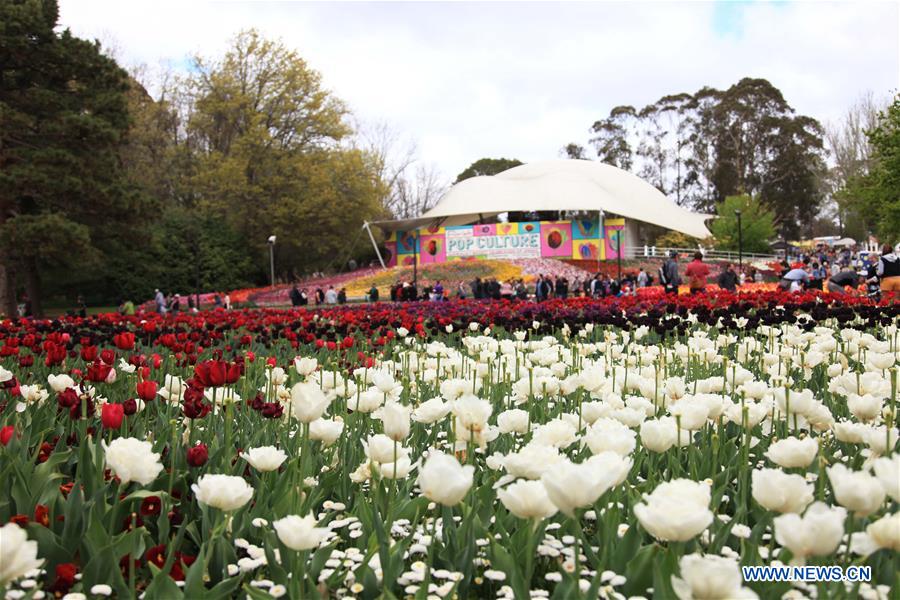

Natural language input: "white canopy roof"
[372,159,713,239]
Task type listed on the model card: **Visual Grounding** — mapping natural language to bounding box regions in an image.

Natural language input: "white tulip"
[583,419,636,456]
[634,479,713,542]
[668,400,709,431]
[192,474,254,511]
[498,480,558,520]
[353,387,385,413]
[103,438,164,486]
[240,446,288,472]
[379,401,411,441]
[751,468,814,514]
[671,553,758,600]
[266,367,287,387]
[293,357,318,376]
[826,463,886,516]
[541,455,627,516]
[453,394,493,443]
[273,514,328,550]
[290,381,330,423]
[417,452,474,506]
[640,418,677,453]
[375,456,413,480]
[872,455,900,502]
[309,418,344,446]
[531,418,578,449]
[765,436,818,469]
[866,512,900,551]
[497,409,530,434]
[371,371,398,394]
[364,434,408,464]
[411,397,451,424]
[48,373,75,393]
[503,444,563,479]
[847,394,882,422]
[774,502,846,563]
[0,523,44,585]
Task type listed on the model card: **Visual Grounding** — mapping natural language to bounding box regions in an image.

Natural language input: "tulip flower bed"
[0,292,898,600]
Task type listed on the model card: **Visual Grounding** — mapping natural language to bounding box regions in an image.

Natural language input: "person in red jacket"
[684,252,711,294]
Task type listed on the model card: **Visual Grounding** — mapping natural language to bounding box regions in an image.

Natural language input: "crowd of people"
[152,289,232,314]
[289,284,349,306]
[369,244,899,304]
[773,243,899,298]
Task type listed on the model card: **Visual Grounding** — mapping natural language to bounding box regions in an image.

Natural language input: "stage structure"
[364,159,712,269]
[382,218,624,267]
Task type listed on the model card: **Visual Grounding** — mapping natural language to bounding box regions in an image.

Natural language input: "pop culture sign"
[384,218,625,267]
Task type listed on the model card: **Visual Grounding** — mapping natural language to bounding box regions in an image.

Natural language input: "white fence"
[629,246,777,262]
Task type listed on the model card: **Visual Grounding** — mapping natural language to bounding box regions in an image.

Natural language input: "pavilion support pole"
[363,222,387,269]
[597,210,604,273]
[412,230,419,293]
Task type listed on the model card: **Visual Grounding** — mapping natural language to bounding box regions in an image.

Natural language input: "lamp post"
[734,210,743,271]
[267,235,276,287]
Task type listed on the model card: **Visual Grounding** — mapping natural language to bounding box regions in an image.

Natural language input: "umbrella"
[782,268,809,281]
[833,237,856,247]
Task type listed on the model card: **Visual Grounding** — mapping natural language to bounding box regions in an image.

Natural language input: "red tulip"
[34,504,50,527]
[113,332,135,350]
[194,360,227,387]
[225,362,241,385]
[122,398,138,416]
[86,361,113,383]
[1,425,15,446]
[80,345,98,362]
[136,380,158,402]
[100,349,116,365]
[186,443,208,467]
[101,403,124,429]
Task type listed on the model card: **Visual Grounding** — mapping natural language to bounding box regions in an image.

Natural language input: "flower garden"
[0,291,898,600]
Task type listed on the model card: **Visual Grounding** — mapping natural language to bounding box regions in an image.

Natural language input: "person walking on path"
[716,263,740,292]
[154,289,167,314]
[684,252,710,294]
[660,252,682,295]
[636,268,648,288]
[290,285,302,307]
[876,243,900,294]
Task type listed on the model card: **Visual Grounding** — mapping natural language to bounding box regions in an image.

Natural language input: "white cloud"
[58,1,899,180]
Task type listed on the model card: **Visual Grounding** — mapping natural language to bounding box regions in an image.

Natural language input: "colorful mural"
[385,218,626,266]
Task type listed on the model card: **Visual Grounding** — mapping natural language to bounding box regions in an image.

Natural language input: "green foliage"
[653,230,700,249]
[585,78,826,238]
[841,95,900,240]
[709,195,776,253]
[185,30,385,281]
[0,0,146,314]
[455,158,524,182]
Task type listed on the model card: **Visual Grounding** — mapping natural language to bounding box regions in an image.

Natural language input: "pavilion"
[365,159,713,266]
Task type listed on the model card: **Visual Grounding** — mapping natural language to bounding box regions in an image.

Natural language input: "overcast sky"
[58,1,899,182]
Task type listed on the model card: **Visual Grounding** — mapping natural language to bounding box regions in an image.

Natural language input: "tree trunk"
[23,256,43,317]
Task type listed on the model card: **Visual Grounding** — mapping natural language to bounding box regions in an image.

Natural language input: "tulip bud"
[186,443,209,467]
[0,425,15,446]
